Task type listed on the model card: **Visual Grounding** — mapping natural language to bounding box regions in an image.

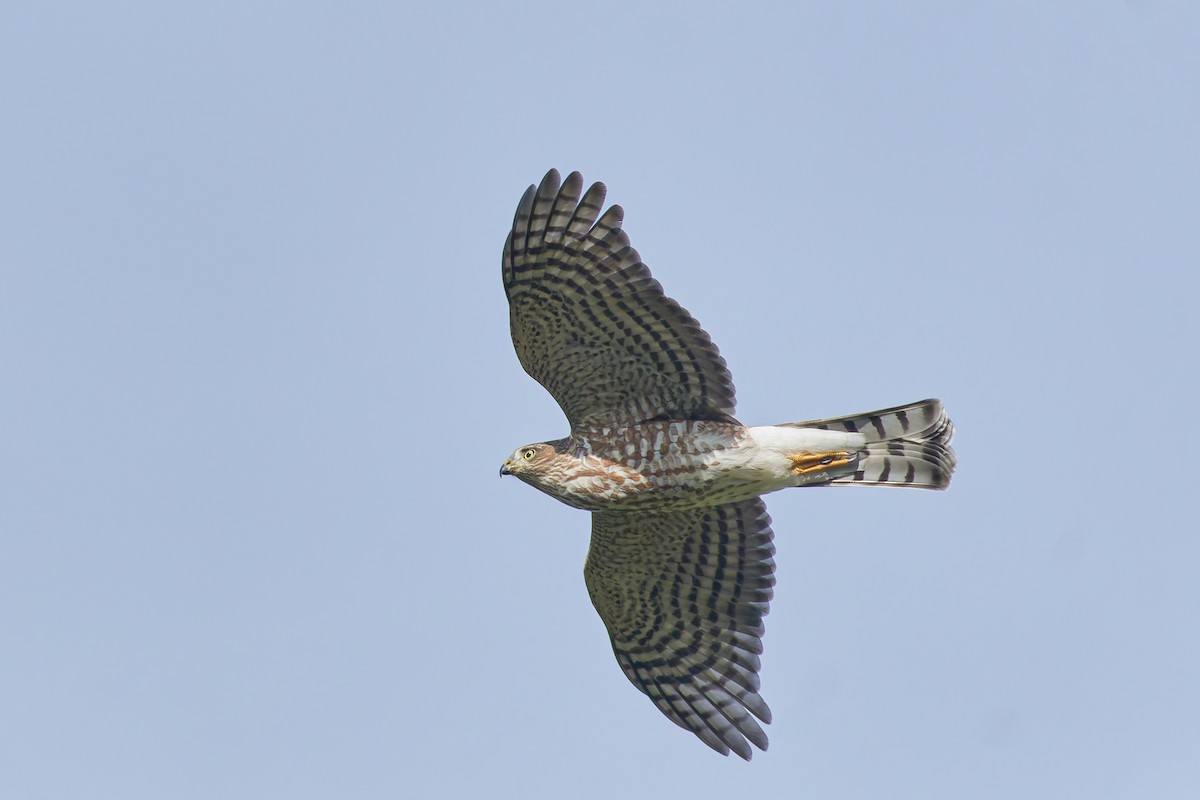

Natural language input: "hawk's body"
[514,415,949,512]
[499,170,956,760]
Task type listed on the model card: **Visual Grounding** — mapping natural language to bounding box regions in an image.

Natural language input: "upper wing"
[584,499,775,760]
[502,169,737,430]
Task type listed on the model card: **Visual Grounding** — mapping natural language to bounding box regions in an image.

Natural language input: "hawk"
[499,169,955,760]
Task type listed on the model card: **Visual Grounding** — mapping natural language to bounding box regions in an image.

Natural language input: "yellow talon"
[790,451,853,475]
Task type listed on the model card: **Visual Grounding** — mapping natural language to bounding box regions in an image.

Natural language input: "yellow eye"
[522,448,536,461]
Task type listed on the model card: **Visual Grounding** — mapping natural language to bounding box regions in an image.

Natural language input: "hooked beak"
[499,460,513,477]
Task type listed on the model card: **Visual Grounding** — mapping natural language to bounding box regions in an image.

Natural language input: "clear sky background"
[3,2,1198,798]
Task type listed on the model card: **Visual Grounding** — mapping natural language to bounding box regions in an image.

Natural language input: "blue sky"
[3,2,1198,798]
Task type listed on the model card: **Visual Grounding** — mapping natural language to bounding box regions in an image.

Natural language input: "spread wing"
[502,169,737,430]
[584,499,775,760]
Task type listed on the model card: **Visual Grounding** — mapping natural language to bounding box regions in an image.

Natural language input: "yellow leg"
[790,451,854,475]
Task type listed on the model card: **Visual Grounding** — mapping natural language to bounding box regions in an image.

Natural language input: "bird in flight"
[499,169,955,760]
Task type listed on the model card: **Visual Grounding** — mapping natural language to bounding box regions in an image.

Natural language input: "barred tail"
[787,399,956,490]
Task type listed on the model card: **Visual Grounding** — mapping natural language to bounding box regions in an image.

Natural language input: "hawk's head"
[500,438,593,507]
[499,438,638,511]
[499,443,557,483]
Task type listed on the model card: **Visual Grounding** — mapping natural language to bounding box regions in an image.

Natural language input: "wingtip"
[562,170,584,190]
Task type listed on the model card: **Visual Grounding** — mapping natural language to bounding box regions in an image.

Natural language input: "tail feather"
[785,399,956,490]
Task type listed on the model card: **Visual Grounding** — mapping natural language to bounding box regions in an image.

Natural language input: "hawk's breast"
[553,421,763,511]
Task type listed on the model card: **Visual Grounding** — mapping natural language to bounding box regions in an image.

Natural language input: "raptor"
[499,170,955,759]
